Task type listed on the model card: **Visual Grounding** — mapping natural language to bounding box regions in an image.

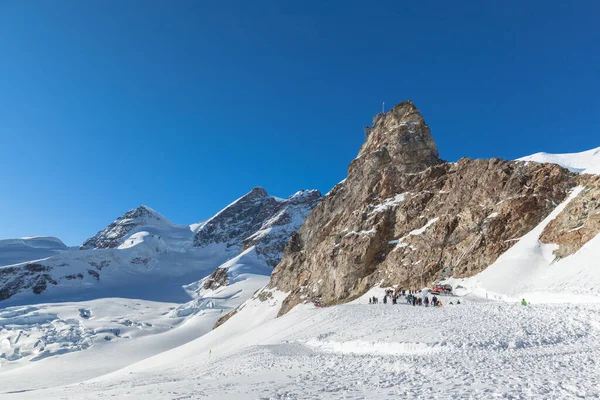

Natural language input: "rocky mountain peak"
[246,187,269,200]
[267,101,582,316]
[359,100,442,173]
[131,205,163,220]
[80,205,168,250]
[287,189,322,204]
[193,188,321,266]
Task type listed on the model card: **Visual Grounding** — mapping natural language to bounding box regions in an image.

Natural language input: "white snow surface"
[0,244,271,377]
[3,296,600,399]
[370,193,407,214]
[0,236,67,267]
[0,188,320,387]
[0,297,225,390]
[518,146,600,175]
[173,247,271,317]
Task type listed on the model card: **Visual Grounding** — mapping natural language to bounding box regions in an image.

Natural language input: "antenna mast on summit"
[382,101,385,113]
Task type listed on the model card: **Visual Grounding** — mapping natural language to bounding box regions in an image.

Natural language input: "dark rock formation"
[202,267,229,290]
[87,269,100,280]
[0,264,58,300]
[194,187,321,267]
[193,187,280,249]
[540,174,600,258]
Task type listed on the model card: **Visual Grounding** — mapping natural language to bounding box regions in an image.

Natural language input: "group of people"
[369,288,461,307]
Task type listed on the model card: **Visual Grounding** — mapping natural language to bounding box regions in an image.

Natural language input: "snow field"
[0,247,272,393]
[7,299,599,399]
[518,147,600,175]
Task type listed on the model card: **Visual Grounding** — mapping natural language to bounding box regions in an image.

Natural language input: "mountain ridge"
[266,100,600,315]
[0,187,321,305]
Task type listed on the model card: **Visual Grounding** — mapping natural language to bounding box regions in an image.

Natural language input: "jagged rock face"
[80,206,163,249]
[202,267,229,290]
[243,190,322,267]
[0,260,105,301]
[194,187,321,266]
[193,187,279,249]
[359,101,442,173]
[269,100,577,315]
[540,174,600,258]
[0,264,58,301]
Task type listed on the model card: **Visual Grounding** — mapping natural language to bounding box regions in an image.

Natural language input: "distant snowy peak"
[245,189,321,266]
[518,147,600,175]
[0,237,67,267]
[192,187,278,249]
[1,187,319,304]
[286,189,322,204]
[1,237,66,250]
[80,205,174,250]
[193,187,321,265]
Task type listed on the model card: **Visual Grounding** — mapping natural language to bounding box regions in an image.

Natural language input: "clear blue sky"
[1,1,598,245]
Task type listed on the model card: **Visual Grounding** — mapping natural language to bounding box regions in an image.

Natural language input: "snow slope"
[518,146,600,175]
[446,186,600,303]
[0,237,67,267]
[0,188,320,383]
[4,296,599,399]
[0,250,271,387]
[171,247,272,318]
[0,297,225,391]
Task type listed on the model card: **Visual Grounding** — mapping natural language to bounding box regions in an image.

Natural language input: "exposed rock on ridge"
[193,187,322,266]
[202,267,229,290]
[268,100,578,315]
[540,174,600,258]
[359,100,442,172]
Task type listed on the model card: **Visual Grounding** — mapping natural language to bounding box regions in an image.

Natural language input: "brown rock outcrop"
[203,267,229,290]
[268,100,577,316]
[540,174,600,258]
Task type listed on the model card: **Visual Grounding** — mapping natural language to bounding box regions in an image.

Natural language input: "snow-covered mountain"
[171,188,320,321]
[518,146,600,175]
[0,236,67,267]
[0,187,321,307]
[80,205,180,250]
[193,187,321,266]
[0,186,321,377]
